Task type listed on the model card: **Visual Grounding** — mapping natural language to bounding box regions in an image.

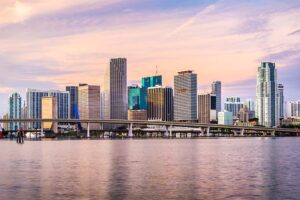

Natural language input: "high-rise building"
[256,62,279,127]
[198,93,217,124]
[147,86,173,121]
[26,89,70,128]
[128,85,141,110]
[42,96,58,133]
[278,84,284,119]
[8,93,22,130]
[286,101,300,118]
[218,111,233,125]
[211,81,222,114]
[243,99,255,112]
[104,58,128,120]
[140,75,162,110]
[66,86,78,119]
[224,97,243,118]
[78,84,101,130]
[174,70,197,121]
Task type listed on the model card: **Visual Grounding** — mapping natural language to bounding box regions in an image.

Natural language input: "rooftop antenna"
[156,65,158,75]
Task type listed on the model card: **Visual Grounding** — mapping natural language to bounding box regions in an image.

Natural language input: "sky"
[0,0,300,116]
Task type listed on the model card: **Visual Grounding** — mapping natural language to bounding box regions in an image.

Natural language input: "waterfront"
[0,138,300,200]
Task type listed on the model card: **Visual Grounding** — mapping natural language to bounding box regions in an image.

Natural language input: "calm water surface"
[0,138,300,200]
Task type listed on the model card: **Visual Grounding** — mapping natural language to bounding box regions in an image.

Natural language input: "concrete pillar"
[128,123,133,137]
[87,123,90,138]
[271,130,276,137]
[241,129,245,136]
[41,122,44,136]
[200,127,204,136]
[207,127,211,137]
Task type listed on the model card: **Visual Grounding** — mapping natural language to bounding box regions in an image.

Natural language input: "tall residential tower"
[256,62,279,127]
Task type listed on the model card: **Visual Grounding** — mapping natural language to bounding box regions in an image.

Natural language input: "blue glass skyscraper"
[140,75,162,110]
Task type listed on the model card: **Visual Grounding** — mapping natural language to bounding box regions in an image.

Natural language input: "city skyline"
[1,0,300,116]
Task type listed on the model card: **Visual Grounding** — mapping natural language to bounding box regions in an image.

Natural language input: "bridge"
[0,118,299,138]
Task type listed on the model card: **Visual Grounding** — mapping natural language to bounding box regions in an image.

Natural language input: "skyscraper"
[286,101,300,118]
[66,86,78,119]
[198,93,217,124]
[140,75,162,110]
[256,62,279,127]
[104,58,128,120]
[174,70,197,121]
[224,97,243,118]
[8,93,22,130]
[78,84,101,130]
[26,89,70,128]
[243,99,255,112]
[128,85,141,110]
[211,81,222,114]
[278,84,284,119]
[147,86,173,121]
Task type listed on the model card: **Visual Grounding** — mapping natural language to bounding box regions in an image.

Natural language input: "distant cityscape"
[2,58,299,132]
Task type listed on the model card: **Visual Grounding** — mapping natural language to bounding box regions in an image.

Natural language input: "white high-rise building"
[174,70,197,121]
[211,81,222,114]
[104,58,128,120]
[256,62,279,127]
[286,101,300,118]
[278,84,284,119]
[243,99,255,112]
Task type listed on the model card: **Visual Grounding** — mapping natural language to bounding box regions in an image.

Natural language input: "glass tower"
[140,75,162,110]
[66,86,78,119]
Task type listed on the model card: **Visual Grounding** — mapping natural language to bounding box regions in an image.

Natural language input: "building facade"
[104,58,128,120]
[286,101,300,118]
[26,89,70,128]
[218,111,233,125]
[256,62,279,127]
[174,70,197,121]
[140,75,162,110]
[224,97,243,118]
[8,93,22,130]
[278,84,284,119]
[198,93,217,124]
[128,110,147,121]
[237,107,256,123]
[211,81,222,114]
[128,85,141,110]
[78,84,101,130]
[42,96,58,133]
[66,86,79,119]
[147,86,173,121]
[243,99,255,112]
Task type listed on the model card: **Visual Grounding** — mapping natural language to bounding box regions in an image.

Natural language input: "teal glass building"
[140,75,162,110]
[128,85,141,110]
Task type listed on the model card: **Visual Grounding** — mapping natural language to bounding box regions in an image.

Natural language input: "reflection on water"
[0,138,300,200]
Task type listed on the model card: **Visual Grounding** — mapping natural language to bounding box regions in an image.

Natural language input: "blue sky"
[0,0,300,116]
